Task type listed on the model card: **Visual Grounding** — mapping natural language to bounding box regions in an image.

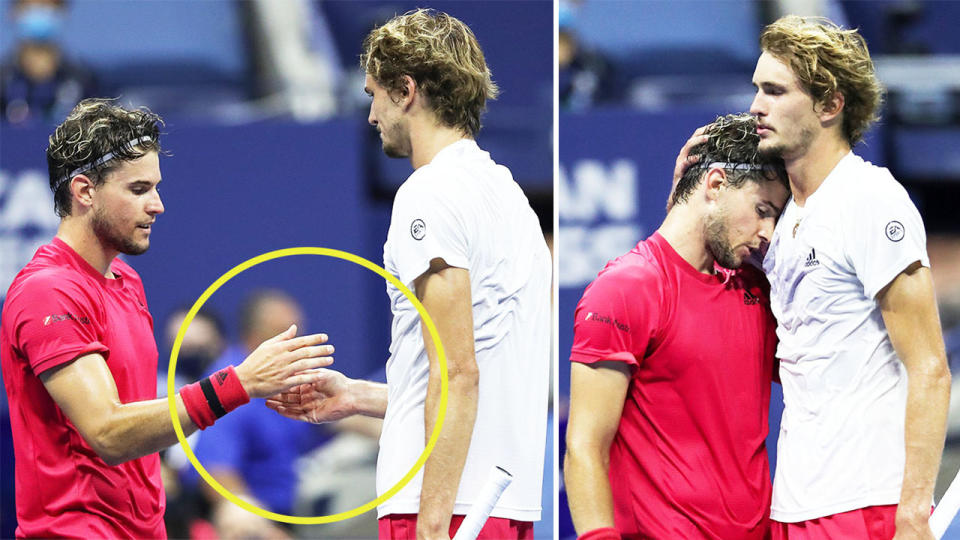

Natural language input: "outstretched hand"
[265,368,356,424]
[234,325,335,399]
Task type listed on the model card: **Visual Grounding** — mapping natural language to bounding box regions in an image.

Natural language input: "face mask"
[16,6,63,43]
[177,351,217,380]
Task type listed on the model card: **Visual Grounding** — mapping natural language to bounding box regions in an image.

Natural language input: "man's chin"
[383,143,409,159]
[758,140,783,158]
[119,240,150,256]
[716,258,743,270]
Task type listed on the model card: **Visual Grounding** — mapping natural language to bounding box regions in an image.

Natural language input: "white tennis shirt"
[377,139,551,521]
[764,152,929,522]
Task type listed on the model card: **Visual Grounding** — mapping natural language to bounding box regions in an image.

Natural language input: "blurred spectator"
[246,0,341,121]
[162,306,227,388]
[558,4,613,111]
[186,289,333,539]
[158,307,228,540]
[0,0,98,124]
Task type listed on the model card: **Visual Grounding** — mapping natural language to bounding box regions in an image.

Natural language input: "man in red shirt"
[0,99,334,538]
[564,113,789,539]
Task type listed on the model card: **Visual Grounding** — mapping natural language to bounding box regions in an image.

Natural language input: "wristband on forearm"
[180,366,250,430]
[578,527,620,540]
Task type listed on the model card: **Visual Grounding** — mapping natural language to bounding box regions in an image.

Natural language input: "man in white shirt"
[748,16,950,540]
[268,9,550,540]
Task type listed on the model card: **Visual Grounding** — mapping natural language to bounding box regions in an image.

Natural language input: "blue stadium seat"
[571,0,761,77]
[0,0,251,115]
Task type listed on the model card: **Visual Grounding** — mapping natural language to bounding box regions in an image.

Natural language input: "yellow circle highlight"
[166,247,448,524]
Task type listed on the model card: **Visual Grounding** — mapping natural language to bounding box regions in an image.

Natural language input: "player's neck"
[785,131,850,207]
[56,218,119,278]
[409,120,470,169]
[658,206,716,274]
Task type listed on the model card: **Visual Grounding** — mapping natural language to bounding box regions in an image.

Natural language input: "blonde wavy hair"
[761,16,883,145]
[361,9,499,136]
[47,98,163,217]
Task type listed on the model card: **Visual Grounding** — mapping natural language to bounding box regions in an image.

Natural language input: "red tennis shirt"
[570,232,777,539]
[1,237,165,538]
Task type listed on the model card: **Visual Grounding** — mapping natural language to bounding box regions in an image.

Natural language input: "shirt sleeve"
[569,266,661,368]
[12,275,108,376]
[389,178,470,287]
[847,177,929,299]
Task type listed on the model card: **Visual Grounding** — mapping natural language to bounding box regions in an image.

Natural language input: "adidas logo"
[743,290,760,305]
[215,371,229,386]
[804,248,820,268]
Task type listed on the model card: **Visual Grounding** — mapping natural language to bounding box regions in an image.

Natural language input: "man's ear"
[71,174,97,211]
[703,167,726,203]
[396,75,418,110]
[817,90,845,124]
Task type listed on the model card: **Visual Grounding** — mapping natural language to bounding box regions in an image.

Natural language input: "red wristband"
[180,366,250,430]
[181,379,215,429]
[209,365,250,413]
[578,527,620,540]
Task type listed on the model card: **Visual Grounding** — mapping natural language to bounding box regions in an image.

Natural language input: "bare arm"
[879,263,951,539]
[415,259,478,540]
[336,415,384,439]
[564,361,631,534]
[265,369,388,422]
[343,379,388,418]
[41,325,334,466]
[41,353,197,466]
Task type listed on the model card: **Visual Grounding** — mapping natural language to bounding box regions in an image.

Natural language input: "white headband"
[704,161,769,171]
[54,136,154,191]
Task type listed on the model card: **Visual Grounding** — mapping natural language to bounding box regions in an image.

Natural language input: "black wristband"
[199,376,228,418]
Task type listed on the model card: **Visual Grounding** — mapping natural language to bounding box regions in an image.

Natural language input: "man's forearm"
[877,265,951,530]
[412,263,477,538]
[564,448,616,533]
[898,360,951,515]
[418,363,479,536]
[41,353,199,466]
[47,327,334,465]
[90,394,198,466]
[348,379,389,418]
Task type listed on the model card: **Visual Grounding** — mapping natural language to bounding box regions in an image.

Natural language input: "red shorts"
[378,514,533,539]
[771,505,897,540]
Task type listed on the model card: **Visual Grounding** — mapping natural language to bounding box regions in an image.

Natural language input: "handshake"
[232,324,358,424]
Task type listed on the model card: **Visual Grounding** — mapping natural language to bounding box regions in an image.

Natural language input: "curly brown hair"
[47,98,163,217]
[672,113,788,207]
[360,9,499,136]
[761,15,883,146]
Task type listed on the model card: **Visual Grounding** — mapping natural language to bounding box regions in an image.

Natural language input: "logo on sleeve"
[43,313,91,326]
[743,290,760,305]
[410,219,426,241]
[885,221,904,242]
[584,312,630,332]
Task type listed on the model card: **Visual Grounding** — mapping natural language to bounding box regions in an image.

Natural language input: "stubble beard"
[704,208,741,270]
[92,206,149,256]
[759,124,816,162]
[381,121,411,159]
